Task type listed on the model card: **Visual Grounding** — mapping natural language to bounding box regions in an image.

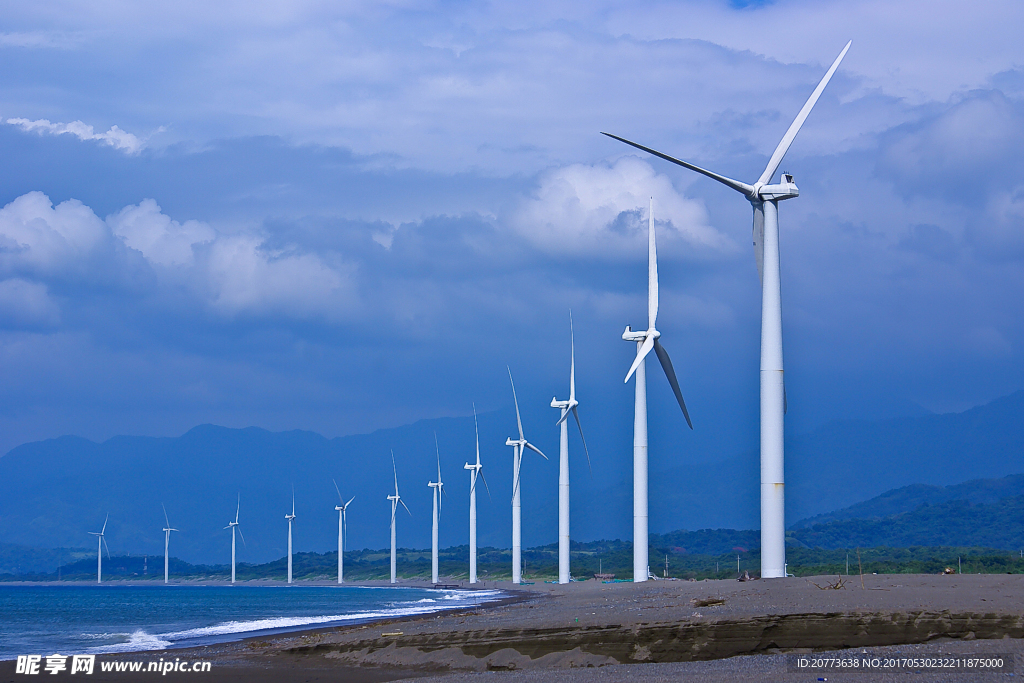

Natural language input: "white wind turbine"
[333,480,355,584]
[88,514,110,584]
[506,368,547,585]
[224,494,245,584]
[551,313,591,584]
[603,41,851,578]
[285,487,296,584]
[428,434,447,585]
[464,404,490,584]
[387,450,412,584]
[161,504,178,585]
[619,198,693,583]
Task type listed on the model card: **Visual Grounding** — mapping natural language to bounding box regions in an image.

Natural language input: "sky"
[0,0,1022,459]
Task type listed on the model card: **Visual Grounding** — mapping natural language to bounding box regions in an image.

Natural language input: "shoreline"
[5,574,1024,682]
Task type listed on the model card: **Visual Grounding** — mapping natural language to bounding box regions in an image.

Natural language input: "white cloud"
[200,235,354,319]
[108,199,215,267]
[0,191,110,277]
[0,192,355,320]
[6,118,145,155]
[509,157,734,257]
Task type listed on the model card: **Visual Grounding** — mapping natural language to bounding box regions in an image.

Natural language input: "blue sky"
[0,0,1022,458]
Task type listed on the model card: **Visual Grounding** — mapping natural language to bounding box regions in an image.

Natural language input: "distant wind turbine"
[619,198,693,582]
[464,404,490,584]
[551,313,591,584]
[285,486,296,584]
[387,450,412,584]
[161,504,178,585]
[333,480,354,584]
[506,368,547,585]
[88,514,110,584]
[602,41,851,578]
[224,494,245,584]
[428,433,447,585]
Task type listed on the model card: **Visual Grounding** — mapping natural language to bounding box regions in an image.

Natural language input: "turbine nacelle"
[755,174,799,202]
[622,325,659,343]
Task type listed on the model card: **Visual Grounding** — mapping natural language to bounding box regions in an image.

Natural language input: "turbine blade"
[756,41,852,186]
[525,441,548,460]
[511,469,521,504]
[235,494,240,524]
[102,536,110,559]
[434,432,442,483]
[555,408,570,427]
[784,384,788,415]
[291,485,295,517]
[346,496,355,508]
[473,403,481,466]
[101,513,108,535]
[237,526,246,547]
[391,450,399,496]
[601,132,753,195]
[653,338,693,429]
[649,197,658,330]
[569,311,576,403]
[571,406,593,479]
[333,478,344,504]
[390,505,397,528]
[625,334,656,383]
[401,497,412,517]
[508,367,524,441]
[480,470,492,501]
[162,503,170,529]
[752,203,765,285]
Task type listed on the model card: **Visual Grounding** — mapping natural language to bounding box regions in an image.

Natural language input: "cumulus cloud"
[509,157,734,257]
[108,199,215,267]
[0,192,354,320]
[0,191,111,279]
[6,118,145,155]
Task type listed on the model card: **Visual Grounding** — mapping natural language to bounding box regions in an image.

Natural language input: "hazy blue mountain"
[792,474,1024,528]
[1,390,1023,565]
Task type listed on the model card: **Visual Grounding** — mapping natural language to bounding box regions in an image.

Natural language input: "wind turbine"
[285,487,296,584]
[88,514,110,584]
[506,368,547,584]
[224,494,245,584]
[464,404,490,584]
[551,313,591,584]
[619,198,694,583]
[333,480,354,584]
[602,41,851,578]
[161,504,178,585]
[387,450,412,584]
[428,433,447,585]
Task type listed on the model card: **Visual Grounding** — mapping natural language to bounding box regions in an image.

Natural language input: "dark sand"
[4,574,1023,682]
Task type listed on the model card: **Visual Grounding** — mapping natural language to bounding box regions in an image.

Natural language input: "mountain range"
[0,390,1022,564]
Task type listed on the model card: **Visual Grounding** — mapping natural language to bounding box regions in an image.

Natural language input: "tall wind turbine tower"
[88,514,110,584]
[161,504,178,585]
[428,434,446,585]
[224,495,245,584]
[285,487,296,584]
[333,480,354,584]
[603,42,850,578]
[620,199,693,582]
[506,368,547,584]
[464,404,490,584]
[551,314,591,584]
[387,450,412,584]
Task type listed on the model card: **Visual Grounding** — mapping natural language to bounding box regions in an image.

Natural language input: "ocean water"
[0,584,501,660]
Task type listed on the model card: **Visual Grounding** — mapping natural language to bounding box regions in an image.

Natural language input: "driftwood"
[809,575,849,590]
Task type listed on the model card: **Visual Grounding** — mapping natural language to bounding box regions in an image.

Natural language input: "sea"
[0,584,502,660]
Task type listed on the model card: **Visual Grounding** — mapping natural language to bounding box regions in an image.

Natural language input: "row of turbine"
[85,41,851,586]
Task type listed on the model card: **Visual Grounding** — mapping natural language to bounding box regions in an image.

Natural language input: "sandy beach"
[5,573,1022,682]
